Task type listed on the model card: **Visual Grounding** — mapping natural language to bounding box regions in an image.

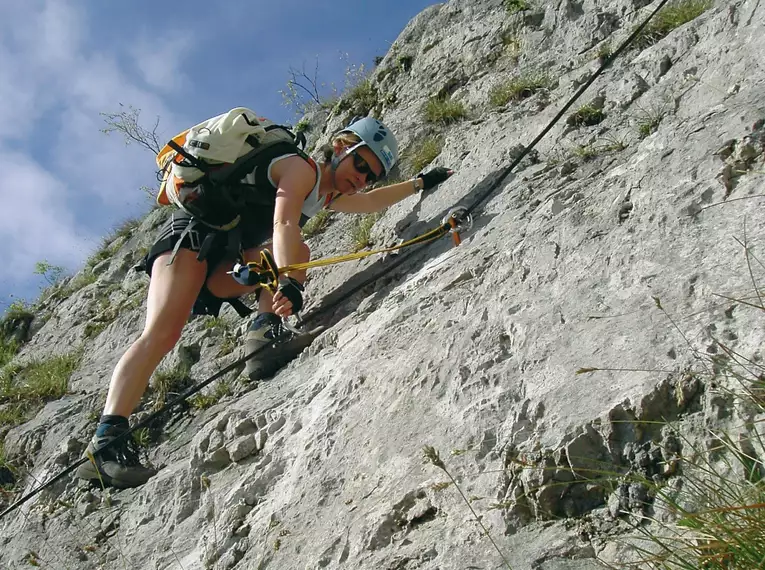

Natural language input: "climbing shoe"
[244,312,324,381]
[76,423,156,489]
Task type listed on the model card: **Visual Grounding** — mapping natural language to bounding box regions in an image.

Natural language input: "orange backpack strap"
[156,129,190,206]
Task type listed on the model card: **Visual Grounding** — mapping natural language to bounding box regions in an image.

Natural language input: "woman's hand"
[417,167,454,192]
[272,276,304,317]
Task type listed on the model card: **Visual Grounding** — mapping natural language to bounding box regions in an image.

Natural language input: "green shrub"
[408,137,444,175]
[188,380,232,410]
[217,334,237,358]
[83,321,107,339]
[0,338,18,369]
[302,209,334,239]
[424,96,467,125]
[0,404,25,430]
[350,213,382,252]
[0,350,82,428]
[505,0,530,14]
[398,55,414,72]
[596,42,612,64]
[634,0,713,49]
[337,75,378,115]
[132,427,152,449]
[635,101,670,138]
[56,269,97,299]
[294,118,311,133]
[150,362,192,411]
[489,73,552,107]
[571,145,599,162]
[4,302,33,323]
[567,104,606,127]
[204,317,229,331]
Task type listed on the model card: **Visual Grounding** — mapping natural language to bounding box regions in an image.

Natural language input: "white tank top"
[266,153,326,219]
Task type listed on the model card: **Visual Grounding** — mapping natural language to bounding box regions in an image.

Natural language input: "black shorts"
[145,210,273,278]
[141,210,274,317]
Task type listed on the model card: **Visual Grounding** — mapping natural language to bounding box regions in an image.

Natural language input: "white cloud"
[129,32,193,93]
[0,152,93,275]
[0,0,185,299]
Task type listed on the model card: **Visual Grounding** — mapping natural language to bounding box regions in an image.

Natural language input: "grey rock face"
[2,0,765,568]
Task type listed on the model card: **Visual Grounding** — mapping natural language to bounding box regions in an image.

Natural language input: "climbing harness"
[0,0,673,521]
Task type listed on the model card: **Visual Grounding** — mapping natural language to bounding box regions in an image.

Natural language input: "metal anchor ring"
[442,207,473,234]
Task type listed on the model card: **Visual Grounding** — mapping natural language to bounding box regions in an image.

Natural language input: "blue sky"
[0,0,439,315]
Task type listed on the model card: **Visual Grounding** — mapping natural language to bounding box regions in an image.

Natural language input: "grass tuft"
[489,73,552,107]
[424,96,468,125]
[302,209,334,239]
[504,0,530,15]
[0,350,82,428]
[634,0,713,49]
[423,446,513,568]
[350,213,383,252]
[294,118,311,133]
[150,362,192,411]
[567,104,606,128]
[188,380,232,410]
[408,136,444,175]
[635,101,671,138]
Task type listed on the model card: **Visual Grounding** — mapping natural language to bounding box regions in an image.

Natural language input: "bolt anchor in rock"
[442,207,472,246]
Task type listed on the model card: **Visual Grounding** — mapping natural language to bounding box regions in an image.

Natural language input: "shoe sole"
[246,326,325,381]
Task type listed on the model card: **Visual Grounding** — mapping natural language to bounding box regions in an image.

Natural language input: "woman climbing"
[76,113,454,488]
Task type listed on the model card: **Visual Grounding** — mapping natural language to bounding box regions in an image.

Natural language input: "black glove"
[417,167,454,192]
[277,276,305,314]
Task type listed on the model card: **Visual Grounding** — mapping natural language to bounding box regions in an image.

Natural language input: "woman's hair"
[320,132,361,163]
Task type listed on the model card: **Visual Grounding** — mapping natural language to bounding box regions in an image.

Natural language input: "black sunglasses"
[351,150,380,184]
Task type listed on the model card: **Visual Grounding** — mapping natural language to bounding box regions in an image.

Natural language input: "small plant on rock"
[189,380,233,410]
[302,209,333,239]
[489,73,552,107]
[634,0,713,49]
[204,317,229,331]
[150,362,192,411]
[0,350,82,428]
[424,96,467,125]
[294,118,311,133]
[350,213,382,252]
[344,76,378,114]
[596,42,612,64]
[635,101,670,138]
[505,0,530,15]
[567,104,606,127]
[407,136,444,175]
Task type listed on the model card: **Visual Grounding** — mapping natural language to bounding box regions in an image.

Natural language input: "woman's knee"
[138,321,185,356]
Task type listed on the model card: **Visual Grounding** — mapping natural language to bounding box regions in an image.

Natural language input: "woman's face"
[332,143,384,194]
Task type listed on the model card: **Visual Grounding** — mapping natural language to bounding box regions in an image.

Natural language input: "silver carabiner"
[442,207,473,234]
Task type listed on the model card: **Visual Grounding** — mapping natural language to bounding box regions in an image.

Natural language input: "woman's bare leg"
[102,249,207,417]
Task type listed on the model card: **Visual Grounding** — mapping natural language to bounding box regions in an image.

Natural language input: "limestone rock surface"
[2,0,765,569]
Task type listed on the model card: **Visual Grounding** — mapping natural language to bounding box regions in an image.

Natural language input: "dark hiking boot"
[76,424,156,489]
[244,313,324,381]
